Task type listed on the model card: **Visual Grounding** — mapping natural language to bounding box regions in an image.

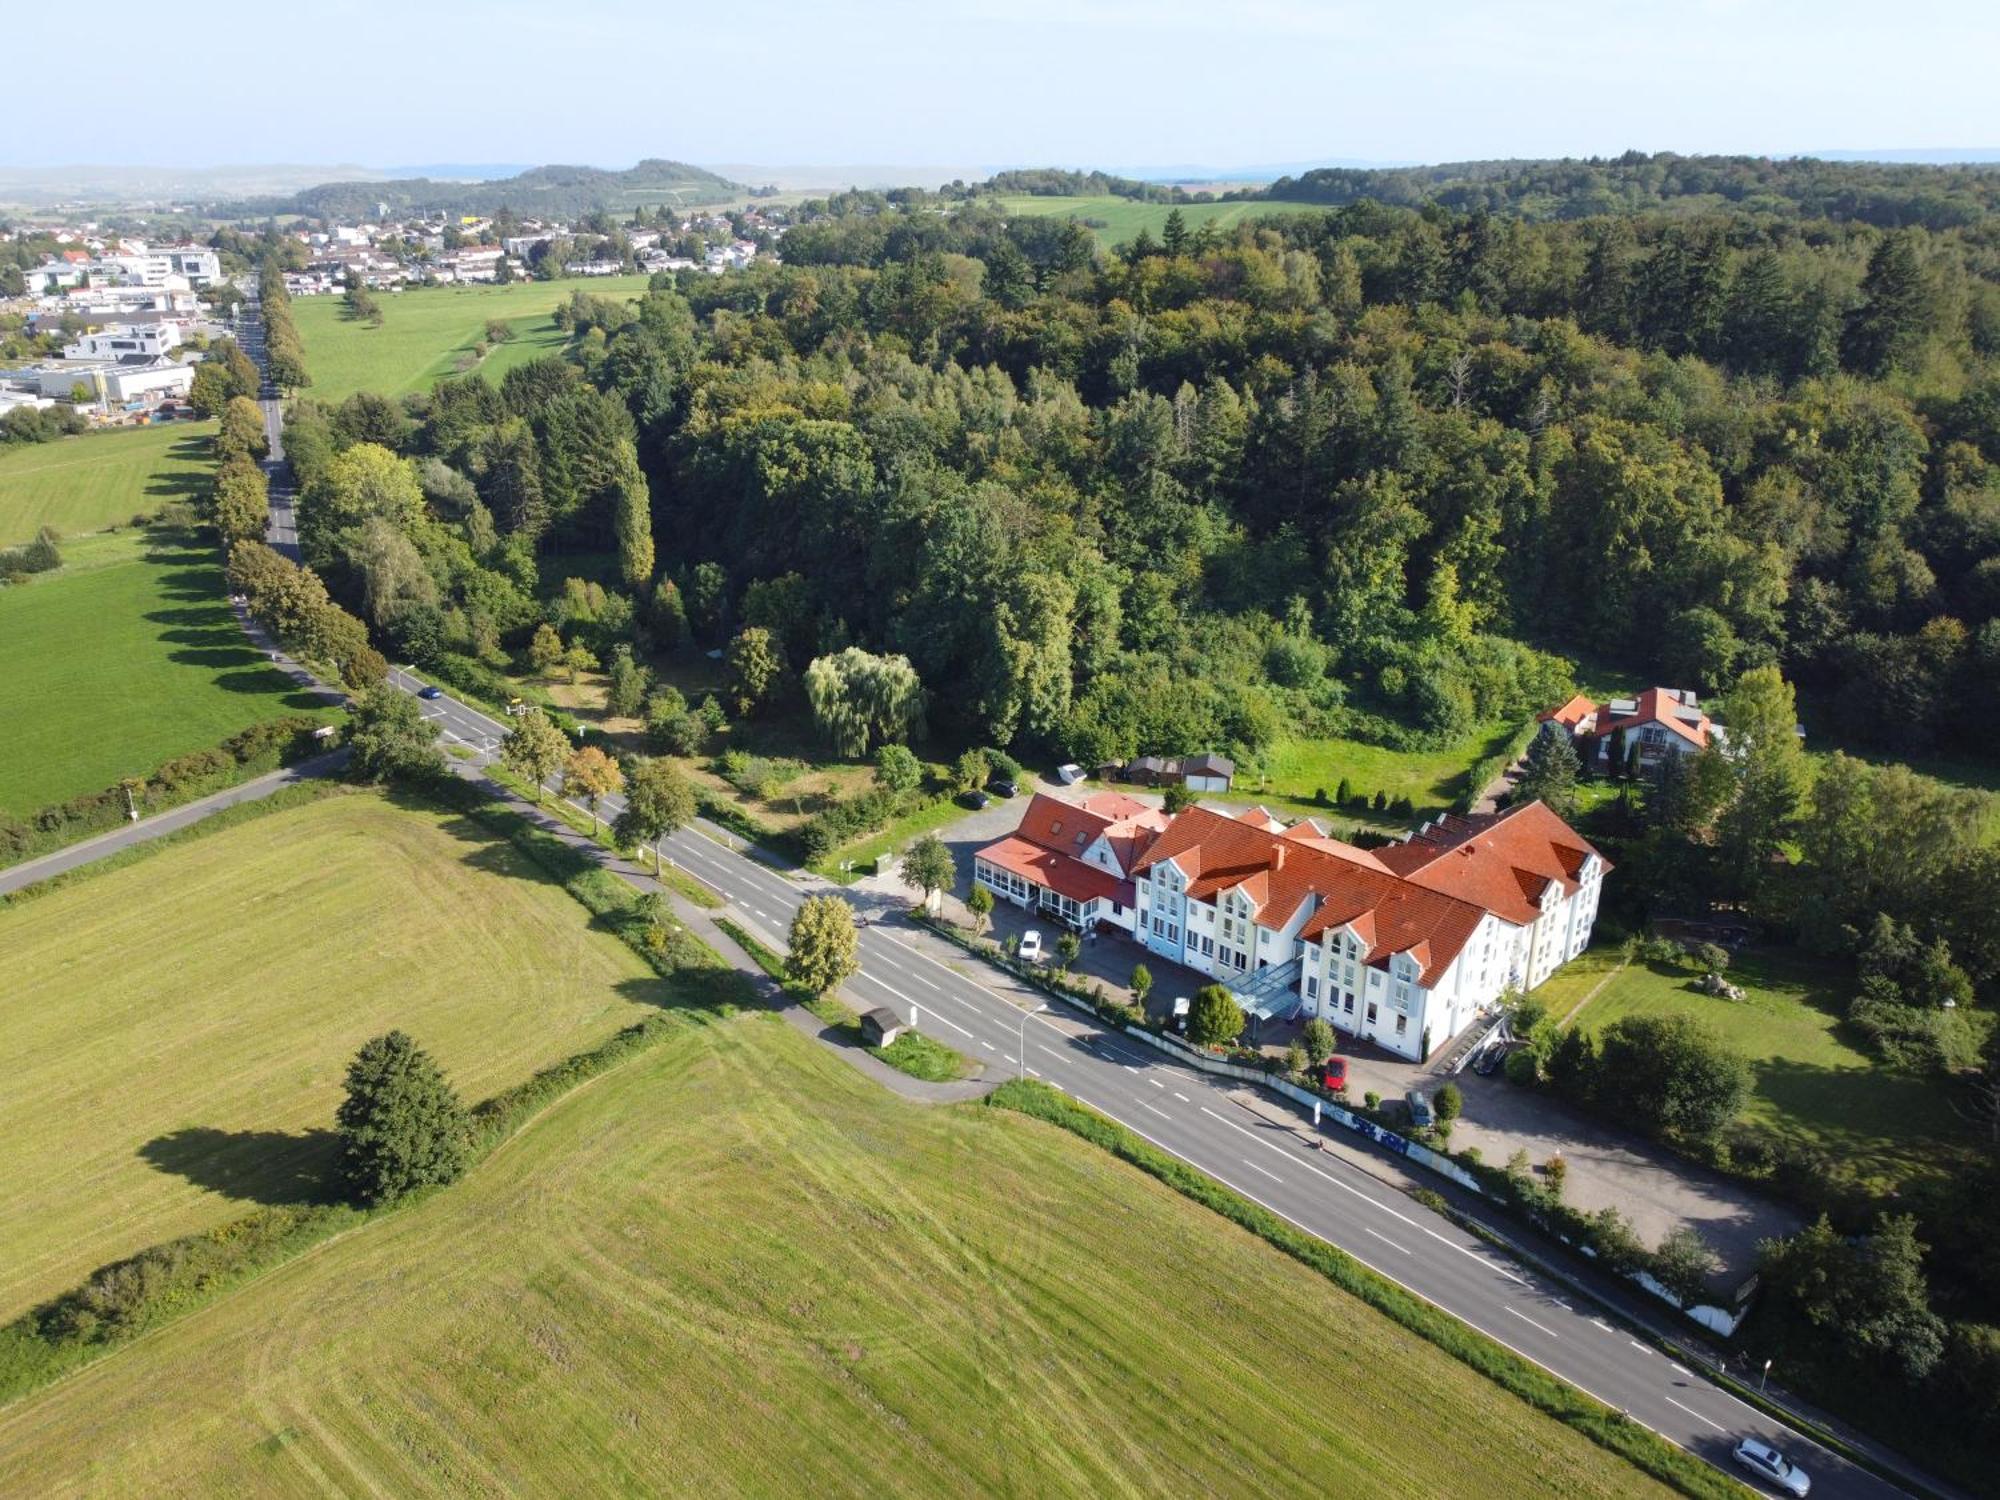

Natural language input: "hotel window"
[1343,994,1355,1014]
[1395,1015,1407,1036]
[1200,935,1214,957]
[1305,976,1319,999]
[1365,1003,1378,1024]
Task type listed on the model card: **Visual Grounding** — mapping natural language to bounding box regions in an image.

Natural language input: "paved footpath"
[0,750,347,899]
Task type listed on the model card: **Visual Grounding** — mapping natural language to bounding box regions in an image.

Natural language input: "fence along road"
[387,665,1911,1500]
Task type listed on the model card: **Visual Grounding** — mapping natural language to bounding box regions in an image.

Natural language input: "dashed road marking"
[1364,1227,1410,1254]
[1664,1396,1727,1433]
[1505,1307,1560,1338]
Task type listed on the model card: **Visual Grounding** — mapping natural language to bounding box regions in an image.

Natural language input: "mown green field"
[0,791,666,1321]
[0,422,215,543]
[991,193,1325,246]
[1554,946,1989,1199]
[292,276,654,401]
[0,530,328,815]
[0,1009,1671,1499]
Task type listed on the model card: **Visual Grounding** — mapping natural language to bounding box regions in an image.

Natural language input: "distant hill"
[252,160,744,220]
[0,163,388,206]
[1256,151,2000,228]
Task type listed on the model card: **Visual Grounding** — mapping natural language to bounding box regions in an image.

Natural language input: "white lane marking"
[1241,1158,1283,1183]
[1421,1226,1529,1284]
[979,1041,993,1052]
[1669,1362,1692,1378]
[1148,1077,1165,1089]
[1092,1111,1685,1455]
[1027,1067,1041,1078]
[1174,1092,1190,1102]
[1552,1299,1572,1311]
[1364,1227,1410,1254]
[1143,1103,1171,1120]
[869,980,975,1039]
[1630,1340,1651,1354]
[1199,1105,1426,1232]
[1505,1307,1560,1339]
[1592,1318,1617,1335]
[1664,1396,1727,1433]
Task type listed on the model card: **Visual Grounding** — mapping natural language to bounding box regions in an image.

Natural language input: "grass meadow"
[0,791,666,1321]
[1553,945,1989,1200]
[0,529,330,815]
[0,1009,1672,1499]
[0,421,215,544]
[991,193,1325,246]
[292,276,654,402]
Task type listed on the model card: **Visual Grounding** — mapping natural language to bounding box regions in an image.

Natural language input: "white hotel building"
[979,796,1607,1062]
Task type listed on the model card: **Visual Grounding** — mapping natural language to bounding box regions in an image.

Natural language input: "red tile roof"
[1130,806,1490,987]
[1546,687,1712,751]
[1374,801,1608,927]
[974,835,1132,907]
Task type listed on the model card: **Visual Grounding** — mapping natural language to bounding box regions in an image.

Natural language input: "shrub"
[1301,1017,1336,1066]
[1186,984,1245,1047]
[1544,1152,1568,1197]
[1434,1081,1463,1123]
[1504,1047,1541,1086]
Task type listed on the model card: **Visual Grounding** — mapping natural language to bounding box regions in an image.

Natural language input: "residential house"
[1540,687,1721,774]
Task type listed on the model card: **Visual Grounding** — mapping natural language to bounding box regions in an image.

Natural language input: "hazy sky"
[10,0,1998,170]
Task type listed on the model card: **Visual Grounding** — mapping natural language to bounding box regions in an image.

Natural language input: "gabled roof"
[1133,806,1487,987]
[1554,687,1714,751]
[1375,800,1608,927]
[976,834,1132,908]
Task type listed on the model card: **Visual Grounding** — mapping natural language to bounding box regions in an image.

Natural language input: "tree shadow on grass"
[144,605,231,628]
[145,469,210,499]
[138,1125,342,1206]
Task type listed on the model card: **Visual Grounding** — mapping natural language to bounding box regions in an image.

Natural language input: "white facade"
[63,324,181,361]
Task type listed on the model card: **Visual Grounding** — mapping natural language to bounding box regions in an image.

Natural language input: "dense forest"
[1257,150,2000,227]
[250,161,2000,1477]
[229,159,742,222]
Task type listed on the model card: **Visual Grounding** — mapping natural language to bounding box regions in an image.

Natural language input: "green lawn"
[1564,946,1985,1199]
[292,276,654,401]
[1229,720,1521,825]
[0,791,668,1322]
[0,529,331,815]
[990,193,1325,246]
[0,421,215,543]
[0,1012,1671,1500]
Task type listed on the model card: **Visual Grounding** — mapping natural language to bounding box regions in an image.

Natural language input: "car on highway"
[1731,1438,1810,1496]
[417,685,444,700]
[1404,1089,1435,1128]
[1321,1057,1349,1092]
[1018,929,1044,963]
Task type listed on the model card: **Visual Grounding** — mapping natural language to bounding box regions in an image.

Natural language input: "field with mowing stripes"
[291,276,653,401]
[0,422,214,543]
[0,1010,1670,1497]
[0,530,330,816]
[0,791,664,1320]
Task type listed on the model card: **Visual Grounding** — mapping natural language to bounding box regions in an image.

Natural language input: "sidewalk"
[446,762,998,1107]
[0,749,348,899]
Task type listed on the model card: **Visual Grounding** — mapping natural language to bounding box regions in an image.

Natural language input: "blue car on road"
[418,685,444,700]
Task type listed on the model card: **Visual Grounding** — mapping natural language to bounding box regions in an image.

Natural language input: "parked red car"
[1321,1058,1349,1092]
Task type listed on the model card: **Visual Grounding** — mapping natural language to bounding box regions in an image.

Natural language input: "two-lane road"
[383,668,1909,1500]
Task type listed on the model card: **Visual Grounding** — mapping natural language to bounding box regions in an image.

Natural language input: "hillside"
[271,159,741,219]
[1258,150,2000,225]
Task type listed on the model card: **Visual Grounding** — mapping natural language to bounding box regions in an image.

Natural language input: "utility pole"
[1019,1002,1048,1079]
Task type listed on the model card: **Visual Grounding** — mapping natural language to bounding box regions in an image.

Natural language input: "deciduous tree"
[787,893,860,996]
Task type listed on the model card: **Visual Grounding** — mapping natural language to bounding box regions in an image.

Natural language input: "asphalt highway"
[384,667,1907,1500]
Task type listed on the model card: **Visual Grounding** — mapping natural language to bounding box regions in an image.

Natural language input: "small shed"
[861,1007,907,1047]
[1125,754,1170,786]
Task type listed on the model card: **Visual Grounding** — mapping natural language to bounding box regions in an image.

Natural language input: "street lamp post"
[1760,1358,1772,1393]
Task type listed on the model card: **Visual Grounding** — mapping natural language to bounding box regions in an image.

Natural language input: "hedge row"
[987,1080,1742,1500]
[0,716,328,868]
[1457,718,1541,814]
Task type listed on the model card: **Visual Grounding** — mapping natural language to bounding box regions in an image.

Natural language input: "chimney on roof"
[1271,843,1286,871]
